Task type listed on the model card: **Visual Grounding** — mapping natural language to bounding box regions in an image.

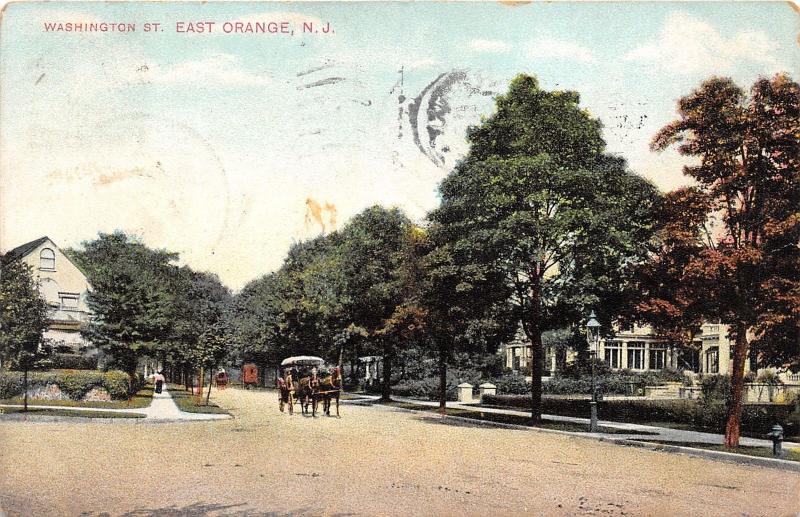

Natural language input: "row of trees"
[2,72,795,448]
[68,232,232,397]
[231,72,799,448]
[230,74,664,419]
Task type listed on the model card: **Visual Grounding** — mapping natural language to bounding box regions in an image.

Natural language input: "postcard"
[1,2,799,516]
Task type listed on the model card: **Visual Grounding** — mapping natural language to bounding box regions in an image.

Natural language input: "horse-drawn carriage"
[277,355,342,417]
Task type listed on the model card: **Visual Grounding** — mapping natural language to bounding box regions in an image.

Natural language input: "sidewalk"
[373,395,800,450]
[0,388,231,422]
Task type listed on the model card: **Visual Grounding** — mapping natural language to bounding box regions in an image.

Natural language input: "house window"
[627,341,645,370]
[604,343,622,369]
[59,293,79,310]
[39,248,55,270]
[705,347,719,374]
[649,345,667,370]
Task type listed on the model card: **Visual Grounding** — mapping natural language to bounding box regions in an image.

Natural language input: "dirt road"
[1,388,798,516]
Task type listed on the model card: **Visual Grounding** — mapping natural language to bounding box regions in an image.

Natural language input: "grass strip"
[0,407,145,418]
[168,387,230,415]
[378,401,658,435]
[636,440,800,462]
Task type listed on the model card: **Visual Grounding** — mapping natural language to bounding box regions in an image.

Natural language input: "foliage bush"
[699,374,731,404]
[493,373,530,395]
[756,370,784,385]
[392,369,484,401]
[0,369,134,400]
[0,372,26,399]
[481,394,798,437]
[50,353,98,370]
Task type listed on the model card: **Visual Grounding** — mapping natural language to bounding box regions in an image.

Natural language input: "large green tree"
[337,206,413,400]
[167,267,232,391]
[642,73,800,447]
[69,232,178,374]
[430,74,660,420]
[0,257,51,410]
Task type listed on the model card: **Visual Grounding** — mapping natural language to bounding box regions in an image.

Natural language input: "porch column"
[621,341,628,369]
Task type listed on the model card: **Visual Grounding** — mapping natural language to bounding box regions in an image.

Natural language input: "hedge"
[49,353,98,370]
[0,370,134,400]
[481,394,800,437]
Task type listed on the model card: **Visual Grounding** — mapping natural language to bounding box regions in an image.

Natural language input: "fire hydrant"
[767,424,784,458]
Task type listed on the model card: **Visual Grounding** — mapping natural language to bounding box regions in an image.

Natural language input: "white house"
[4,236,95,355]
[503,321,751,376]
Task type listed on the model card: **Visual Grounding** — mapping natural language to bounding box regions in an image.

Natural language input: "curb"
[603,437,800,473]
[370,402,800,473]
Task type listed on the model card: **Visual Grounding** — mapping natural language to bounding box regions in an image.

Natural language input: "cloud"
[624,12,781,75]
[408,58,439,70]
[470,39,512,53]
[134,53,272,86]
[527,37,597,63]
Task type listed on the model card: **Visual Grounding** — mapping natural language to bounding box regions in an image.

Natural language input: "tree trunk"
[526,274,544,422]
[23,368,29,412]
[380,340,392,402]
[438,340,447,415]
[724,323,750,448]
[530,330,543,422]
[205,367,213,406]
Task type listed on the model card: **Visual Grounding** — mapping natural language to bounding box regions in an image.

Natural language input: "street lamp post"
[586,311,601,433]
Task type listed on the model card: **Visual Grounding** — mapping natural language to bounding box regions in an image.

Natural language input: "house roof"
[3,236,52,262]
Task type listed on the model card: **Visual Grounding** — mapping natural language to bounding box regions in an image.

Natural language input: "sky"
[1,1,798,290]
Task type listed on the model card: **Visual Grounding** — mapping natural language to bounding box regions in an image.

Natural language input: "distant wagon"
[278,355,342,417]
[242,363,258,388]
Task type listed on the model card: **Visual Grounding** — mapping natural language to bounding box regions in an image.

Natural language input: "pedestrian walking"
[153,371,165,394]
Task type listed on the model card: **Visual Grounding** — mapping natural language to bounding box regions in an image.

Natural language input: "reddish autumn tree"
[643,74,800,447]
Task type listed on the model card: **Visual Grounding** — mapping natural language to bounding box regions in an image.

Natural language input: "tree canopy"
[430,74,660,419]
[0,257,51,370]
[640,73,800,447]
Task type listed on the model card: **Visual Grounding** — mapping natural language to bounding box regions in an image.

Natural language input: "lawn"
[378,401,658,435]
[637,440,800,462]
[169,387,230,414]
[0,385,154,409]
[0,406,145,419]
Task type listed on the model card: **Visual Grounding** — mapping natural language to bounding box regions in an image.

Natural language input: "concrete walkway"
[0,388,231,422]
[365,395,800,450]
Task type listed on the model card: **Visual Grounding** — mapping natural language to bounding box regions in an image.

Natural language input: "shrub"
[56,370,106,399]
[493,374,530,395]
[0,369,133,400]
[559,359,611,379]
[756,370,783,385]
[103,370,133,399]
[0,372,25,399]
[700,375,731,404]
[50,353,98,370]
[482,394,797,437]
[392,369,484,401]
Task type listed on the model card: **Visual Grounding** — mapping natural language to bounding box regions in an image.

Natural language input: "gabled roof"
[3,236,52,262]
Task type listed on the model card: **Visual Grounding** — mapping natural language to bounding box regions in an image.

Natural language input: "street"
[1,388,798,517]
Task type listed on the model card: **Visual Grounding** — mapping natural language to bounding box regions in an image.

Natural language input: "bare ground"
[1,388,798,517]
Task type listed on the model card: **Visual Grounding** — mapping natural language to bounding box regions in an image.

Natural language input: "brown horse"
[317,367,342,417]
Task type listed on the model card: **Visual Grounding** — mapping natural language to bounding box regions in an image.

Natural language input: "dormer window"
[39,248,55,270]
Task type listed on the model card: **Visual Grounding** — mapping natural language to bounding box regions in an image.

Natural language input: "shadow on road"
[411,414,497,430]
[80,502,331,517]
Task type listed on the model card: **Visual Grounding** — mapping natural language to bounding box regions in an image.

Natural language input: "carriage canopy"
[280,355,325,367]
